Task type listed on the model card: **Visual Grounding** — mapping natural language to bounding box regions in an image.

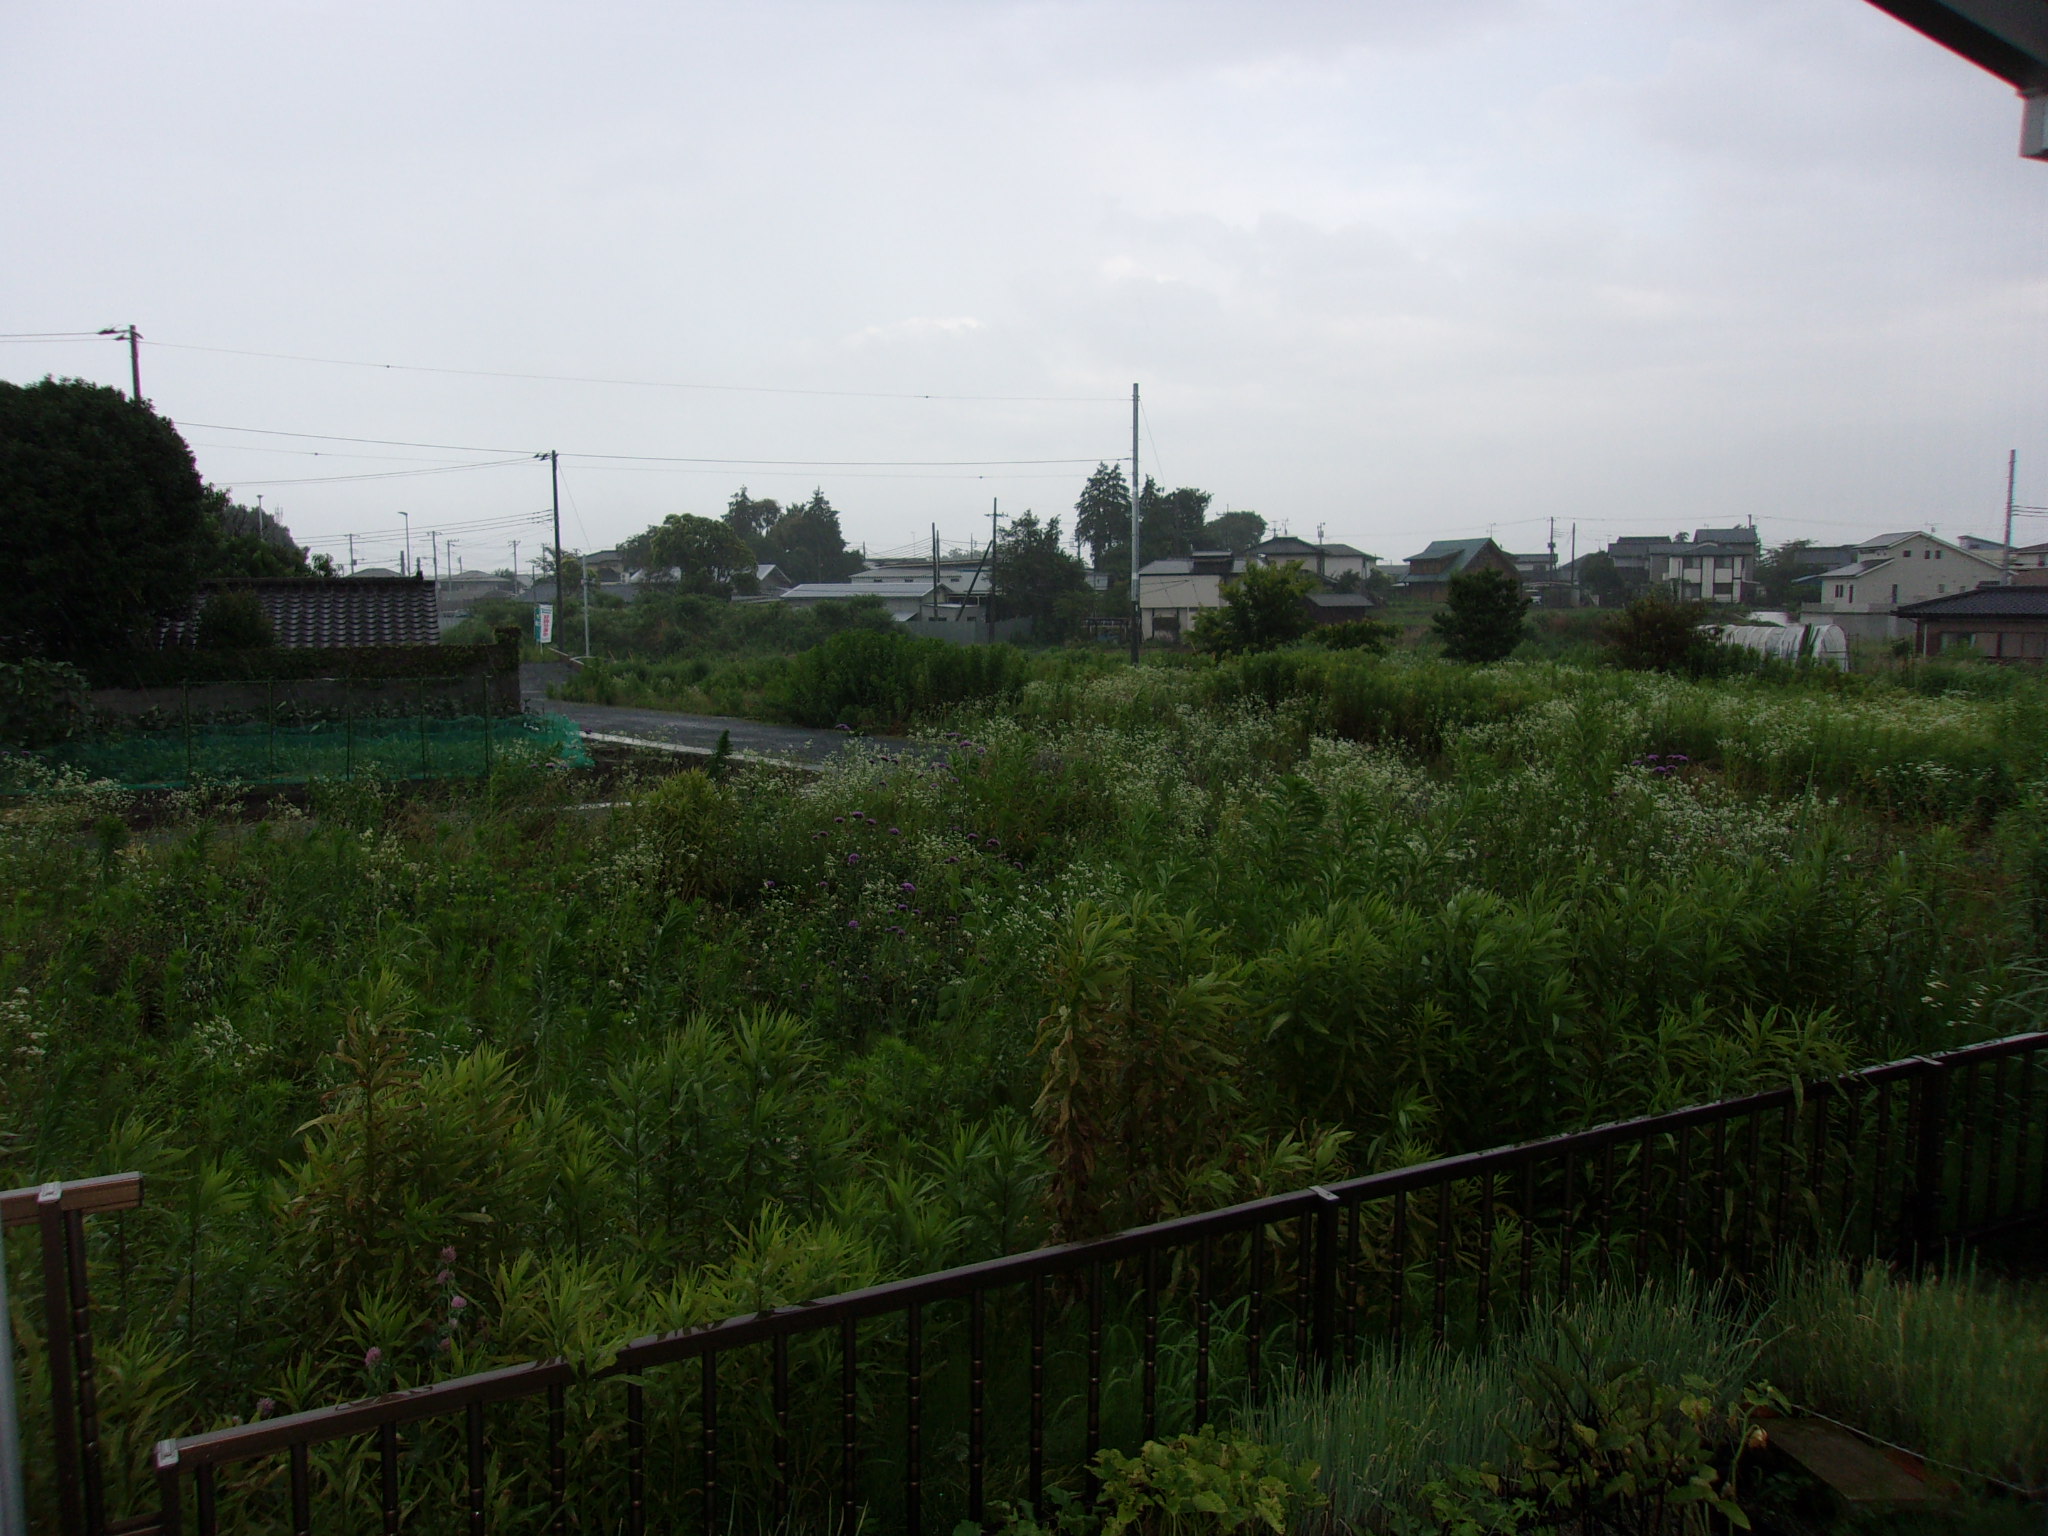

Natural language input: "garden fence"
[4,677,587,791]
[13,1030,2046,1536]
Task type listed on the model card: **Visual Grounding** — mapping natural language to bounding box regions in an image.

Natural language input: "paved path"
[520,663,883,765]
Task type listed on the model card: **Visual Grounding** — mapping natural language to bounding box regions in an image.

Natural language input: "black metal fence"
[17,1030,2047,1536]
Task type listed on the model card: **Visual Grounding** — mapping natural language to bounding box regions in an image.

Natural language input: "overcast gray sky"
[5,0,2046,571]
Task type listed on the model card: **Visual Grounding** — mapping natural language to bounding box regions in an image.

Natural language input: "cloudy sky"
[5,0,2046,571]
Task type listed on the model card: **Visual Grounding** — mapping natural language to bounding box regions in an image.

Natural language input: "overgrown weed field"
[5,653,2046,1514]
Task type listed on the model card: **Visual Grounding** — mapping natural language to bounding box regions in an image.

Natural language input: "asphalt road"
[520,663,882,765]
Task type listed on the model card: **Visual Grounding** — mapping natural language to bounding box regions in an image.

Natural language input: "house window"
[1937,584,1946,594]
[1935,549,1942,559]
[1890,585,1898,603]
[1833,584,1843,598]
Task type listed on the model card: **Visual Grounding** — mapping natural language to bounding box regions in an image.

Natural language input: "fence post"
[152,1442,182,1536]
[1309,1186,1340,1383]
[36,1187,82,1536]
[1910,1059,1951,1260]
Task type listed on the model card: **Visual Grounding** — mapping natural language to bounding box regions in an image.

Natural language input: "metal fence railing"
[16,1030,2047,1536]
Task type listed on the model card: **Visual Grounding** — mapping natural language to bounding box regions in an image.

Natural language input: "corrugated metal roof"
[1896,586,2048,618]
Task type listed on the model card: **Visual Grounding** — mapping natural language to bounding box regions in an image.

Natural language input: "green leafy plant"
[1189,562,1318,656]
[1093,1429,1325,1536]
[1430,569,1530,663]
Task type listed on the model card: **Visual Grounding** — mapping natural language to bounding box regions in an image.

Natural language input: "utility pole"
[931,523,940,621]
[1570,524,1578,606]
[581,552,592,658]
[398,511,411,577]
[1316,522,1326,581]
[347,533,356,575]
[2004,449,2018,585]
[1129,383,1141,663]
[98,325,141,401]
[511,540,519,589]
[541,450,564,618]
[990,496,999,637]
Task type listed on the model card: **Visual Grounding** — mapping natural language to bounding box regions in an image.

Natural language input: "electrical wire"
[0,331,111,342]
[181,418,1115,469]
[219,457,535,488]
[144,338,1124,404]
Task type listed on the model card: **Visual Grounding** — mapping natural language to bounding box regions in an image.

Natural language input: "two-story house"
[1248,537,1375,583]
[1398,538,1519,600]
[1808,532,2005,641]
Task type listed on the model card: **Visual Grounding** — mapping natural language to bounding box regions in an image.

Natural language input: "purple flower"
[764,879,777,889]
[439,1337,452,1353]
[364,1347,384,1368]
[255,1397,276,1417]
[985,838,999,849]
[835,816,845,824]
[900,881,916,893]
[945,856,957,864]
[436,1269,452,1285]
[888,826,900,835]
[440,1246,457,1264]
[848,919,860,930]
[450,1296,468,1311]
[847,853,860,865]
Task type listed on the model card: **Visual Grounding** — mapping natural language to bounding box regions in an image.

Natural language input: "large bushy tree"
[991,511,1090,636]
[1755,539,1818,609]
[1141,480,1211,560]
[1431,568,1530,662]
[1189,561,1316,655]
[763,490,861,584]
[1200,510,1266,553]
[639,513,758,595]
[722,486,782,547]
[0,378,212,658]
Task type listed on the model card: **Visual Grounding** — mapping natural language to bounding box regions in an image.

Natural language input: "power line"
[143,337,1124,404]
[0,331,108,342]
[218,456,534,488]
[180,419,1114,469]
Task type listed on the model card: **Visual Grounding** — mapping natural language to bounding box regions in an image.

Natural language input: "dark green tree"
[762,489,861,584]
[1600,593,1723,673]
[1141,480,1211,559]
[1431,568,1530,662]
[195,589,275,650]
[991,512,1090,637]
[722,486,783,549]
[1576,551,1637,608]
[201,490,309,578]
[1755,539,1817,608]
[642,514,759,595]
[1074,462,1132,568]
[1188,561,1317,655]
[1200,510,1266,553]
[0,378,211,658]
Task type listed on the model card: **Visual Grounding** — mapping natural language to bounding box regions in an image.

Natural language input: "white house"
[1247,537,1374,582]
[1137,551,1247,642]
[1808,532,2005,641]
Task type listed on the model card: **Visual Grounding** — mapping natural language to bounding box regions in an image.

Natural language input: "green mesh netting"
[3,712,591,791]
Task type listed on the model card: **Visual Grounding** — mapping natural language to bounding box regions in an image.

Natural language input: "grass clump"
[1764,1259,2048,1496]
[1250,1274,1759,1532]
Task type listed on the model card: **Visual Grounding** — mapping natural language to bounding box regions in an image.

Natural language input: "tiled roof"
[1896,586,2048,618]
[1305,592,1381,611]
[783,581,941,599]
[165,577,441,649]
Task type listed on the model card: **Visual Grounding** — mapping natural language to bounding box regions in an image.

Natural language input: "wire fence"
[2,677,587,790]
[11,1030,2045,1536]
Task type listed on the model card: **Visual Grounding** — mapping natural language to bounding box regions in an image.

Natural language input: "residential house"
[2012,541,2048,585]
[1398,538,1519,599]
[1599,528,1760,603]
[754,563,795,595]
[1137,550,1245,641]
[1248,537,1374,583]
[1809,532,2005,641]
[1898,586,2048,660]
